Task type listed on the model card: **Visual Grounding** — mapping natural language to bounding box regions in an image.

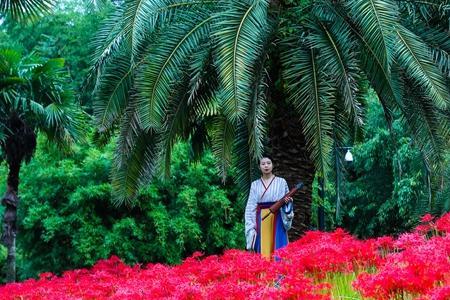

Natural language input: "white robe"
[244,176,294,250]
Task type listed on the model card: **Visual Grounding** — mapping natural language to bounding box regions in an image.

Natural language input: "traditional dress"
[245,176,294,259]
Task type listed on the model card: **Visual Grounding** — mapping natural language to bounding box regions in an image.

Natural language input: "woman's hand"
[284,196,293,204]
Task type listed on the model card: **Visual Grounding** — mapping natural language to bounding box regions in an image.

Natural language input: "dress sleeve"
[281,178,294,231]
[244,182,258,250]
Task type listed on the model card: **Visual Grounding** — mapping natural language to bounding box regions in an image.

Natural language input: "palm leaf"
[89,7,127,78]
[346,0,402,123]
[282,41,334,180]
[0,0,54,21]
[127,42,216,168]
[346,0,399,72]
[110,93,162,205]
[247,72,268,162]
[395,25,450,109]
[310,18,363,126]
[210,115,235,181]
[212,0,270,123]
[324,2,400,125]
[159,75,191,176]
[111,128,162,206]
[135,12,213,129]
[232,69,268,199]
[0,49,21,75]
[94,52,134,132]
[401,77,448,171]
[124,0,214,62]
[397,0,449,25]
[184,45,217,160]
[413,25,450,77]
[232,119,257,202]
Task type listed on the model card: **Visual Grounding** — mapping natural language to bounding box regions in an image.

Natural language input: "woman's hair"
[259,155,274,164]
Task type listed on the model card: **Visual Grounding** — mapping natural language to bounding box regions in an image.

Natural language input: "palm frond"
[346,0,399,72]
[159,75,191,177]
[85,7,127,97]
[110,93,163,205]
[0,0,54,21]
[27,57,86,146]
[0,48,21,75]
[413,25,450,77]
[189,121,210,160]
[135,12,213,129]
[397,0,450,25]
[401,76,448,171]
[232,119,257,202]
[88,0,214,89]
[124,0,214,62]
[191,92,220,118]
[395,25,450,109]
[111,128,162,206]
[155,42,217,172]
[310,18,363,126]
[232,70,268,199]
[210,115,235,181]
[94,52,134,132]
[185,45,217,160]
[212,0,270,123]
[282,41,334,180]
[187,44,216,106]
[247,72,268,162]
[324,2,400,126]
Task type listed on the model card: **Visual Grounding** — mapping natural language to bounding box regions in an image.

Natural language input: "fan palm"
[0,49,84,282]
[89,0,450,238]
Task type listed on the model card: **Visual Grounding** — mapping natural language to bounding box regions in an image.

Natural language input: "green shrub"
[5,138,243,280]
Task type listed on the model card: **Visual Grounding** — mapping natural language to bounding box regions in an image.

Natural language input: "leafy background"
[1,0,450,284]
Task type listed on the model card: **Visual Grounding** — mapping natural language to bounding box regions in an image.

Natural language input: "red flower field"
[1,213,449,299]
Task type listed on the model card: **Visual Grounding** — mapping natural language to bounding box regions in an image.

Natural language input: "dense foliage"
[89,0,450,205]
[0,0,109,107]
[340,96,428,237]
[0,138,243,281]
[308,91,450,237]
[1,213,449,299]
[1,0,450,291]
[0,46,85,281]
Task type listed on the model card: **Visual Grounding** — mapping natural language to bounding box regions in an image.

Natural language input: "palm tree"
[89,0,450,238]
[0,0,54,20]
[0,49,84,282]
[0,0,111,20]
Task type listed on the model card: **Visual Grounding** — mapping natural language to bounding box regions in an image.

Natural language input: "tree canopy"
[89,0,450,206]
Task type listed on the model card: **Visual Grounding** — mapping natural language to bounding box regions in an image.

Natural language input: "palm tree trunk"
[267,99,315,241]
[1,159,21,283]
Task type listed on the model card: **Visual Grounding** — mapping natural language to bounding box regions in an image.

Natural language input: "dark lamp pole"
[335,146,353,222]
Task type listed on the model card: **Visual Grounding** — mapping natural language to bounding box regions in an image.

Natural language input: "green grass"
[323,272,363,300]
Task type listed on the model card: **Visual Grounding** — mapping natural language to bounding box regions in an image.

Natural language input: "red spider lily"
[421,286,450,300]
[0,213,449,299]
[354,216,450,299]
[421,214,435,223]
[436,213,450,234]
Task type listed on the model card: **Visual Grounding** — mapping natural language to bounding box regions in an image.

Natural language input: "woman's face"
[259,157,273,175]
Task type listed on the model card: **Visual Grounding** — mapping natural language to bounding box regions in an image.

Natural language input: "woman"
[245,156,294,259]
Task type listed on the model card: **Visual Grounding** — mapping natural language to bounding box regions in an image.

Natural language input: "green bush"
[4,138,243,280]
[339,92,430,238]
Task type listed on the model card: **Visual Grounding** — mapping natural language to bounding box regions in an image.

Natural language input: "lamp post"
[335,146,353,222]
[317,147,353,231]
